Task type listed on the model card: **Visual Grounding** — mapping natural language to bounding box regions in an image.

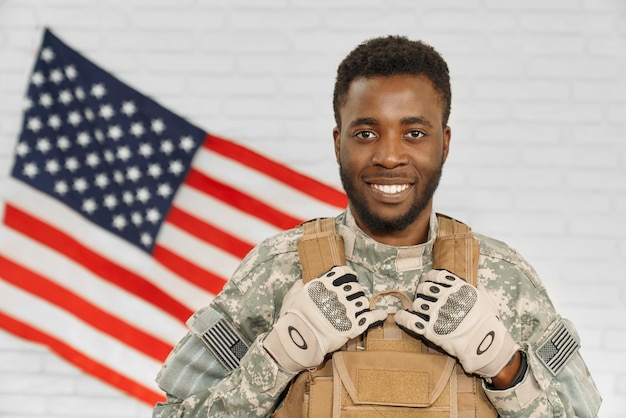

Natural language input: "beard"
[338,162,443,235]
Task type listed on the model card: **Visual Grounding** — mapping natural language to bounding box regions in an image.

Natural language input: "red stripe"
[184,168,302,230]
[166,206,253,259]
[153,244,227,295]
[3,204,193,322]
[203,134,348,209]
[0,311,163,406]
[0,255,173,361]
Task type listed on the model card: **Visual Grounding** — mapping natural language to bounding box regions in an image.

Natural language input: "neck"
[352,207,432,247]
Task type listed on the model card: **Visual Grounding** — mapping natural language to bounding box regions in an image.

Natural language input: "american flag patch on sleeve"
[537,319,580,376]
[200,318,250,372]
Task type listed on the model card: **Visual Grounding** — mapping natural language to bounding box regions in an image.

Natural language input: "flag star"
[151,118,165,134]
[94,129,105,143]
[77,131,91,147]
[68,111,82,126]
[112,214,127,230]
[103,194,118,209]
[73,177,88,193]
[45,159,61,175]
[85,152,100,167]
[169,160,185,176]
[41,47,55,62]
[108,125,123,141]
[75,86,86,101]
[122,191,135,205]
[113,170,125,184]
[157,183,173,198]
[99,104,115,120]
[91,83,107,99]
[126,166,142,182]
[138,143,154,158]
[54,180,69,195]
[27,116,43,132]
[48,114,62,130]
[64,65,77,80]
[36,138,52,153]
[94,173,110,188]
[82,198,98,214]
[104,150,115,163]
[130,122,145,137]
[57,136,71,151]
[39,93,54,108]
[147,163,162,178]
[31,71,45,86]
[140,232,153,247]
[49,68,64,84]
[117,146,132,161]
[145,208,161,224]
[22,162,39,178]
[58,89,73,105]
[179,136,195,152]
[65,156,80,172]
[136,187,151,204]
[16,142,30,157]
[85,108,95,121]
[160,139,174,155]
[121,101,136,117]
[131,212,143,226]
[23,97,33,111]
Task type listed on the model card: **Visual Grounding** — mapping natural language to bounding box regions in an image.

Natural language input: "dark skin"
[333,74,521,389]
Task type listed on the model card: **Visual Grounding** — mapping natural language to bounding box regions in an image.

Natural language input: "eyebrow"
[348,116,434,128]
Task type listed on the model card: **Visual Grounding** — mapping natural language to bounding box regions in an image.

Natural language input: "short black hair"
[333,35,451,128]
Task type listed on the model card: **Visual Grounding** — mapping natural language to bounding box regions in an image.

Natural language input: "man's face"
[333,74,451,241]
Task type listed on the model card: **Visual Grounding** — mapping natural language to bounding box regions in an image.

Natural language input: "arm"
[152,237,302,418]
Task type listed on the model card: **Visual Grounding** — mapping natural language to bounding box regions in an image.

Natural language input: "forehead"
[340,75,445,124]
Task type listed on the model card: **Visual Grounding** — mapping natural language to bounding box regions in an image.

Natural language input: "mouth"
[369,183,411,196]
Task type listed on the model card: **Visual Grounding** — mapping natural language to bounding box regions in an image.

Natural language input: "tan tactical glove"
[264,266,386,373]
[395,269,519,378]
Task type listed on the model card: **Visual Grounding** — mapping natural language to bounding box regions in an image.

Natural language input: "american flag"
[0,28,346,405]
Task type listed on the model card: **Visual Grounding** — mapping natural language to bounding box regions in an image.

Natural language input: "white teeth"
[372,184,409,194]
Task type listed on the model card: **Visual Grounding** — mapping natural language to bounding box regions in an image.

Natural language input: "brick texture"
[1,1,624,416]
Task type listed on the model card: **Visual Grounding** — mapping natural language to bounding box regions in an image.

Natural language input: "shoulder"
[473,231,546,290]
[228,224,304,292]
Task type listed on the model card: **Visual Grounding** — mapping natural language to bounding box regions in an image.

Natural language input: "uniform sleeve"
[152,232,303,418]
[153,330,296,418]
[477,238,602,417]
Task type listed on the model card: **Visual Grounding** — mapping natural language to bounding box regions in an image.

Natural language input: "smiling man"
[153,36,602,418]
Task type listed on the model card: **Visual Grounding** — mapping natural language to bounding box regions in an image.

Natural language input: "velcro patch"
[536,320,579,375]
[200,318,249,372]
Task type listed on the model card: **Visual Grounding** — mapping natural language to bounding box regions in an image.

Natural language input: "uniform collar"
[337,209,437,274]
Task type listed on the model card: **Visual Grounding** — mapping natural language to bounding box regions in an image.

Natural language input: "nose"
[371,136,408,169]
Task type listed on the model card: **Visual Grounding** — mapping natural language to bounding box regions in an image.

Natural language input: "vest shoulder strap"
[297,213,479,286]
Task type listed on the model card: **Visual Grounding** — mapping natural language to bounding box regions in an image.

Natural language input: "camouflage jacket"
[153,210,602,418]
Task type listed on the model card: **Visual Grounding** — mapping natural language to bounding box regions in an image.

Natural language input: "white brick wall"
[1,0,625,416]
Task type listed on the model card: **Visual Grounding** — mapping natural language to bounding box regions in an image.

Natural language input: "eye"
[405,130,425,140]
[354,130,377,141]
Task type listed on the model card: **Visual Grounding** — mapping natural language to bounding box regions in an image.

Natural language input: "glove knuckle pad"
[308,281,352,332]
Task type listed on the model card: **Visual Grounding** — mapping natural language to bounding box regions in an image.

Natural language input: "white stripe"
[158,222,240,280]
[172,184,281,245]
[0,225,188,345]
[0,279,163,392]
[6,178,214,311]
[194,148,343,220]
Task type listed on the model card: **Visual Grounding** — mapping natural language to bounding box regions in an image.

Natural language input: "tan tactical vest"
[272,214,497,418]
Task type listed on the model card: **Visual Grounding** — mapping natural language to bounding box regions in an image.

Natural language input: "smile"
[370,184,410,195]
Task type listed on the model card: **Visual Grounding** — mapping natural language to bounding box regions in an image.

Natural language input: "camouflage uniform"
[153,210,602,418]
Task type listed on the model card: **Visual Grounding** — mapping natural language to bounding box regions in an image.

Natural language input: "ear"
[442,125,451,163]
[333,127,341,163]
